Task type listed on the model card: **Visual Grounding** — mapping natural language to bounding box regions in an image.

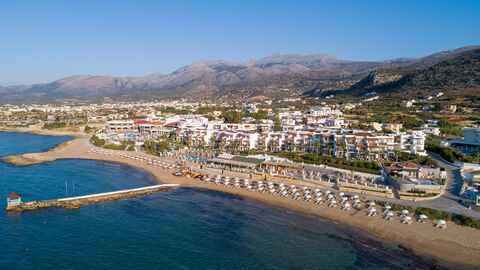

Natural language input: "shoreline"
[1,133,480,267]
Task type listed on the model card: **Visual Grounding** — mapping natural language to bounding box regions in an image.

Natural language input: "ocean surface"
[0,132,443,269]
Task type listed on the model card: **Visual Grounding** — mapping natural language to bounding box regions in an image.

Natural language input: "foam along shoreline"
[2,136,480,267]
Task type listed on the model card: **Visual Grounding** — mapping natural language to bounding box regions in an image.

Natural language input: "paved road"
[339,152,480,219]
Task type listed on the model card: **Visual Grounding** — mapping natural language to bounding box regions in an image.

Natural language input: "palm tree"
[219,142,226,151]
[314,141,321,155]
[362,150,370,161]
[327,145,333,156]
[233,142,239,153]
[210,136,217,149]
[339,141,347,158]
[261,144,267,153]
[379,150,386,161]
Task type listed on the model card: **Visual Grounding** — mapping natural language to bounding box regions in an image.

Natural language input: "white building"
[450,126,480,155]
[308,106,343,117]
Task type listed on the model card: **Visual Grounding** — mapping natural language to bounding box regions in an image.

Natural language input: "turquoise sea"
[0,132,447,269]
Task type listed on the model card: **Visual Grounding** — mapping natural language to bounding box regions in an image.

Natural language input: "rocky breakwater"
[6,184,179,212]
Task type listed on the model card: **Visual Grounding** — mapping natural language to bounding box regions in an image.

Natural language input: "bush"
[415,207,451,221]
[89,135,105,147]
[453,214,480,229]
[103,144,126,150]
[426,137,468,163]
[142,141,171,156]
[127,146,135,151]
[42,122,67,130]
[84,125,93,133]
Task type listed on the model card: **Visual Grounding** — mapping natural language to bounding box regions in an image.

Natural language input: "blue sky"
[1,0,479,85]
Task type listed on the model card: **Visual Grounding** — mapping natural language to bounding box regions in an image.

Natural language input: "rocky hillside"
[316,48,480,98]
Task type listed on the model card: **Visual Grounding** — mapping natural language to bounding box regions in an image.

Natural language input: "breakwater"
[6,184,179,211]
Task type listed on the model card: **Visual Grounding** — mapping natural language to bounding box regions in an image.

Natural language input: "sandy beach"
[2,136,480,268]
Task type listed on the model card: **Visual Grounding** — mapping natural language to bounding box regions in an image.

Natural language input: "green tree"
[314,141,321,155]
[274,117,282,132]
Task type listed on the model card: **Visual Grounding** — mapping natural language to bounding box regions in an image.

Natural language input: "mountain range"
[1,45,479,103]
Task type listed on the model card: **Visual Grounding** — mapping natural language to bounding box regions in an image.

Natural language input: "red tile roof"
[401,161,418,167]
[7,192,21,199]
[133,119,150,124]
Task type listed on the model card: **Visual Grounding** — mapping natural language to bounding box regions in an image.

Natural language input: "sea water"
[0,132,444,269]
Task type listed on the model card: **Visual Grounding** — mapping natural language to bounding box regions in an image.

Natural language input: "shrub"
[42,122,67,130]
[103,144,126,150]
[415,207,451,221]
[84,125,93,133]
[89,135,105,147]
[453,214,480,229]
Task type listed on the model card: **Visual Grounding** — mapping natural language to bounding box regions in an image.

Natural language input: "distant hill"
[0,46,479,103]
[314,48,480,98]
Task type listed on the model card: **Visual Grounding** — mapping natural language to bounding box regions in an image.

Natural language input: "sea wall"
[6,184,179,212]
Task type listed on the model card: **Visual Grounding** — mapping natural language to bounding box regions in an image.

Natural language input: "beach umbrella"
[315,197,323,204]
[325,190,331,195]
[327,194,334,200]
[247,185,253,190]
[385,211,394,220]
[315,192,322,197]
[315,188,320,193]
[419,214,427,223]
[353,195,359,199]
[403,215,412,224]
[290,184,296,188]
[368,201,375,207]
[343,202,351,210]
[384,205,391,212]
[341,196,348,202]
[368,207,377,216]
[339,192,345,197]
[329,200,337,207]
[437,220,446,228]
[401,209,409,215]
